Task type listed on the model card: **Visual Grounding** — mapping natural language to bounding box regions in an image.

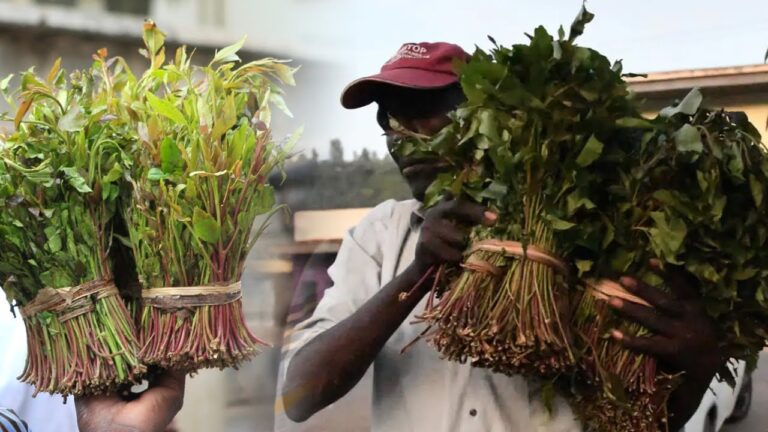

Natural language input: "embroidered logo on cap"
[385,44,431,64]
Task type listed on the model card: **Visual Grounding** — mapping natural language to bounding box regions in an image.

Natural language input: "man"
[280,42,722,431]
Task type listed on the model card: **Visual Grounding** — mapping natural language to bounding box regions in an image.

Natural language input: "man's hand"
[413,197,497,275]
[76,370,186,432]
[607,260,722,428]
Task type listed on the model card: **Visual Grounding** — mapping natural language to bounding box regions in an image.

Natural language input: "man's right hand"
[413,197,497,275]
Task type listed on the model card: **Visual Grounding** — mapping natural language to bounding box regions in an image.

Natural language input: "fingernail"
[619,276,636,290]
[484,211,498,223]
[611,329,624,341]
[608,297,623,309]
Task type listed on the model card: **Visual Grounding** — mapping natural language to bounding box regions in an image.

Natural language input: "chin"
[403,169,442,203]
[408,180,433,203]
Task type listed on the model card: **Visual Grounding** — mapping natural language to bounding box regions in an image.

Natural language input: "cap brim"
[340,68,459,109]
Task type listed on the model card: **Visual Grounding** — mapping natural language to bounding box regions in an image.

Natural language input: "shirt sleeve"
[0,295,79,432]
[0,408,29,432]
[277,200,396,390]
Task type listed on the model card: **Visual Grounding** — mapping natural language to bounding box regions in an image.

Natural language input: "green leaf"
[575,259,593,276]
[142,20,166,58]
[102,163,123,184]
[284,125,304,153]
[147,167,168,181]
[60,167,92,193]
[58,104,86,132]
[192,208,221,243]
[212,95,237,138]
[568,3,595,42]
[211,36,246,65]
[269,93,293,118]
[146,92,186,125]
[271,63,297,86]
[575,135,604,167]
[479,181,508,201]
[552,41,562,60]
[160,137,183,175]
[674,124,703,153]
[660,88,703,118]
[750,174,764,207]
[546,214,576,230]
[44,226,62,252]
[734,267,759,281]
[566,190,596,215]
[0,74,13,92]
[649,212,687,262]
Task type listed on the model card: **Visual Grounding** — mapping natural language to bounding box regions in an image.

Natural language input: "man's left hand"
[606,260,723,428]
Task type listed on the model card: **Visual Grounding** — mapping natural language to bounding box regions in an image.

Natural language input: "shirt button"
[469,409,478,417]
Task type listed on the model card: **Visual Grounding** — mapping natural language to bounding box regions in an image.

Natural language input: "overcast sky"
[227,0,768,159]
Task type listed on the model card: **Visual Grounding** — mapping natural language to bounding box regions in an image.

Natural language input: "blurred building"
[628,64,768,130]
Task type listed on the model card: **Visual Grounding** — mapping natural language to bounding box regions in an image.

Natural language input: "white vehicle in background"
[683,361,752,432]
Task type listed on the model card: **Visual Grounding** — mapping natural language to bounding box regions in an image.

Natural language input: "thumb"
[122,370,186,431]
[142,370,186,414]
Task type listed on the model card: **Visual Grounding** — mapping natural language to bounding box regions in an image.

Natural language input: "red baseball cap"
[341,42,470,109]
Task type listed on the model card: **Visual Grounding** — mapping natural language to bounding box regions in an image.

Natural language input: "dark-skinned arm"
[282,199,495,422]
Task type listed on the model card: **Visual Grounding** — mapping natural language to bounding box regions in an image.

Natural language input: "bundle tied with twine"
[120,22,296,371]
[137,281,261,370]
[416,237,574,377]
[19,280,144,396]
[570,279,678,432]
[0,49,143,396]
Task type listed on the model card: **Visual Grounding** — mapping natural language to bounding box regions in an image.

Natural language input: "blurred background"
[0,0,766,431]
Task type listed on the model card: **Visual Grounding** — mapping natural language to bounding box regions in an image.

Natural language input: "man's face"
[376,85,465,202]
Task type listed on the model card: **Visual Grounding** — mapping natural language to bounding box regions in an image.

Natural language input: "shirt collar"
[410,206,425,230]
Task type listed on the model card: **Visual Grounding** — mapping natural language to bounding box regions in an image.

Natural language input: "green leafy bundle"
[120,22,297,371]
[0,51,143,396]
[570,95,768,431]
[397,7,768,431]
[402,6,642,378]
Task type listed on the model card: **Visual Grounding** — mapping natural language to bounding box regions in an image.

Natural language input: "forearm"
[282,264,429,422]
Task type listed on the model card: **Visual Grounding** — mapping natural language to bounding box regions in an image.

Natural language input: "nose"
[399,116,452,136]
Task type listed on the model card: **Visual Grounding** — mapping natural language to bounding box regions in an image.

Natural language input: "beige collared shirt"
[280,199,581,432]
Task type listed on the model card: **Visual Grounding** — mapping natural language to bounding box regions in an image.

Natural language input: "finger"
[427,219,469,248]
[444,199,496,226]
[127,370,186,427]
[152,369,186,394]
[75,395,120,431]
[610,330,675,359]
[607,297,675,336]
[146,370,186,410]
[648,260,699,300]
[619,276,682,316]
[427,235,464,265]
